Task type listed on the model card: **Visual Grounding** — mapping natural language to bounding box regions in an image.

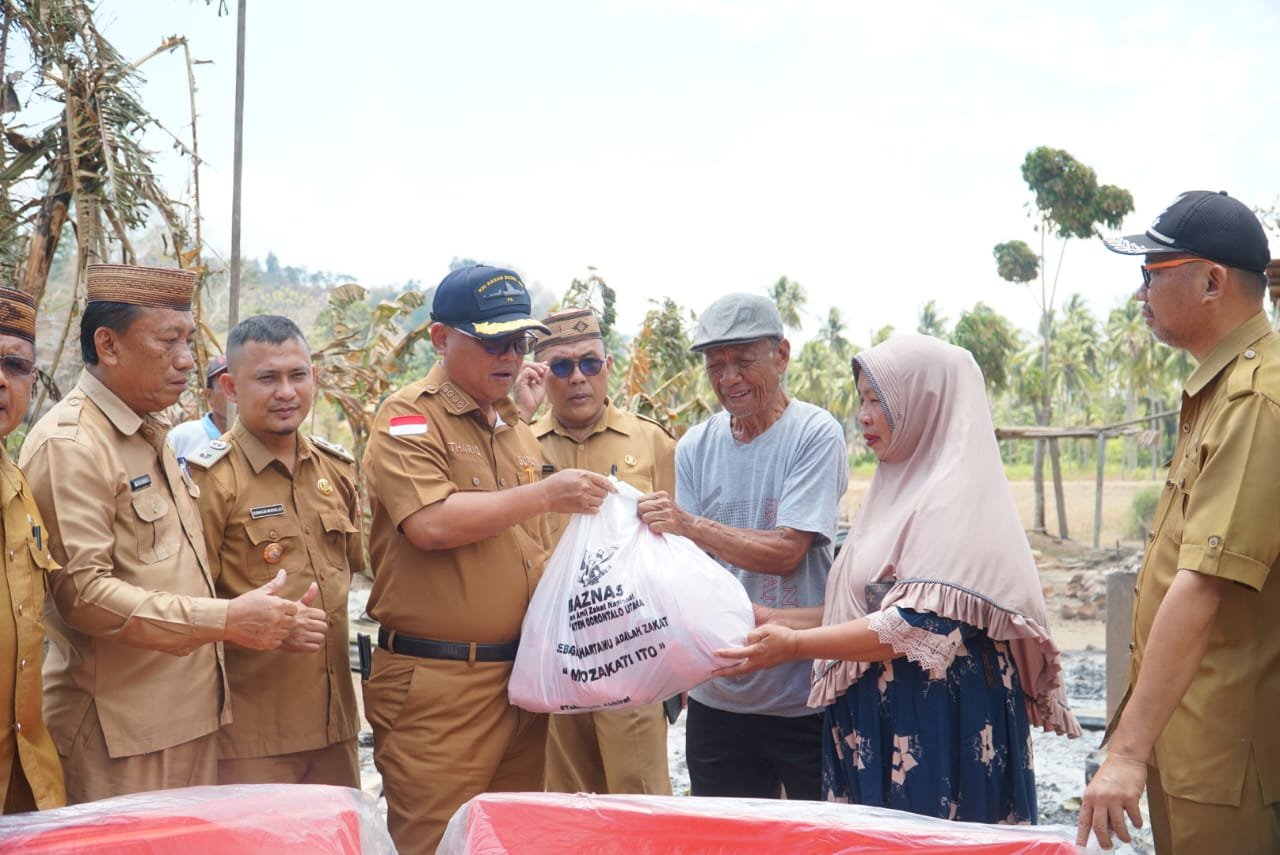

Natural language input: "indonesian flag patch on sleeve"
[389,414,428,437]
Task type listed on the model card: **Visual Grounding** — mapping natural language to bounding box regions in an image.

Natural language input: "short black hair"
[79,301,145,365]
[227,315,308,363]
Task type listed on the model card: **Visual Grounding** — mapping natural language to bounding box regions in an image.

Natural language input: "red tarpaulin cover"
[0,784,394,854]
[440,792,1088,855]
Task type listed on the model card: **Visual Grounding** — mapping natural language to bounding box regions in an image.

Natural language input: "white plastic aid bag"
[509,479,755,714]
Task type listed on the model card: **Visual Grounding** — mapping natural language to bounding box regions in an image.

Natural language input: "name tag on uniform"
[249,504,285,520]
[129,474,152,491]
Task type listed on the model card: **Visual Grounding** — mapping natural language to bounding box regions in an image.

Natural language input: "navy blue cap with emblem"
[1103,190,1271,273]
[429,265,552,340]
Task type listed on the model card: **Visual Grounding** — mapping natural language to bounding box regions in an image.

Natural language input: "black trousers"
[685,696,823,800]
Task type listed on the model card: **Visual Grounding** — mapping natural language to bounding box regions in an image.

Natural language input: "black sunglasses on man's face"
[548,357,604,379]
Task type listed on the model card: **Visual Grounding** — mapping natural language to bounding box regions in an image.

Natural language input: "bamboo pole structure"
[228,0,246,330]
[996,408,1179,548]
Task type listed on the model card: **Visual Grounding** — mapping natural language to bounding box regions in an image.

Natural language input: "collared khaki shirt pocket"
[617,471,655,494]
[129,489,180,564]
[319,508,357,569]
[243,516,302,584]
[1161,448,1202,547]
[453,459,498,493]
[26,536,53,573]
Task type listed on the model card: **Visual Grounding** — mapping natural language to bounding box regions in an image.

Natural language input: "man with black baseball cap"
[168,353,230,462]
[362,265,614,854]
[1080,192,1280,853]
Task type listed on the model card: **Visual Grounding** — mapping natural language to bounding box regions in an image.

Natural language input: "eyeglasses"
[0,355,35,378]
[458,329,537,356]
[1140,257,1217,288]
[548,356,605,379]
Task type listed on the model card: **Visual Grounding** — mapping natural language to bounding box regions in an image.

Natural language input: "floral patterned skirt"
[821,610,1037,824]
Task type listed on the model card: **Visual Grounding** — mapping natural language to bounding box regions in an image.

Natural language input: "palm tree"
[917,300,948,338]
[790,339,856,428]
[1052,295,1102,420]
[1105,300,1156,473]
[1050,295,1103,473]
[820,307,854,362]
[767,276,807,331]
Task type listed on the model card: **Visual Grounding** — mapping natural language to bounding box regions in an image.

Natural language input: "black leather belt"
[377,628,518,662]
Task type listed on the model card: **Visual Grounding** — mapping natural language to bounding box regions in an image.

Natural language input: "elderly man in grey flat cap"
[638,292,847,802]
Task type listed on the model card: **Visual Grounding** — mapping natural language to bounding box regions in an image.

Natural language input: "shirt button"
[1182,423,1191,433]
[499,478,506,487]
[1244,349,1257,359]
[12,722,20,733]
[524,559,533,569]
[18,659,26,670]
[472,477,481,486]
[269,530,279,540]
[1128,642,1135,653]
[15,604,21,616]
[1209,536,1221,547]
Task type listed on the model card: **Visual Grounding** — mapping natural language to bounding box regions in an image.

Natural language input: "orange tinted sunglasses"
[1140,257,1217,287]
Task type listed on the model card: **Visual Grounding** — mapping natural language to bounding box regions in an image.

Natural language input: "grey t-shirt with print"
[677,399,847,718]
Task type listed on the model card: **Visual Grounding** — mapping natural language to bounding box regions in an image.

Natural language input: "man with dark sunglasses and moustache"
[362,265,614,854]
[514,308,675,797]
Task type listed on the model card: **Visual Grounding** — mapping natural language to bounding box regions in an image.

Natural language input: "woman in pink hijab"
[717,334,1079,823]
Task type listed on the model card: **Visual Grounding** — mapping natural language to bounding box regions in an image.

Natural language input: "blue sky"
[76,0,1280,344]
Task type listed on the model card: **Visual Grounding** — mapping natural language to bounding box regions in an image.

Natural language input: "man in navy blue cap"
[361,265,615,854]
[1080,192,1280,853]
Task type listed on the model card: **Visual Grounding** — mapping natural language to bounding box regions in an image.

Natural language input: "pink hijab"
[809,334,1079,737]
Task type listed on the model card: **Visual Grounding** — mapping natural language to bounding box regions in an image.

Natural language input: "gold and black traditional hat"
[533,307,603,354]
[0,287,35,343]
[85,263,195,311]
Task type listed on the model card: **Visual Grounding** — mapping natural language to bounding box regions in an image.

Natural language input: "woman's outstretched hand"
[714,623,801,676]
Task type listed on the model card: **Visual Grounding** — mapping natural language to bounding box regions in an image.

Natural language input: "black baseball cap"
[430,265,551,339]
[1102,190,1270,273]
[205,353,228,386]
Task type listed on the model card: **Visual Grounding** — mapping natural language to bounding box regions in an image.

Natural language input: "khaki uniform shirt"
[189,421,362,759]
[364,363,548,642]
[1123,312,1280,806]
[19,370,230,758]
[532,400,675,539]
[0,450,64,809]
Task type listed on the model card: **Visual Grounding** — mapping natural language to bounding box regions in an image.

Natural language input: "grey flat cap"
[690,293,785,352]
